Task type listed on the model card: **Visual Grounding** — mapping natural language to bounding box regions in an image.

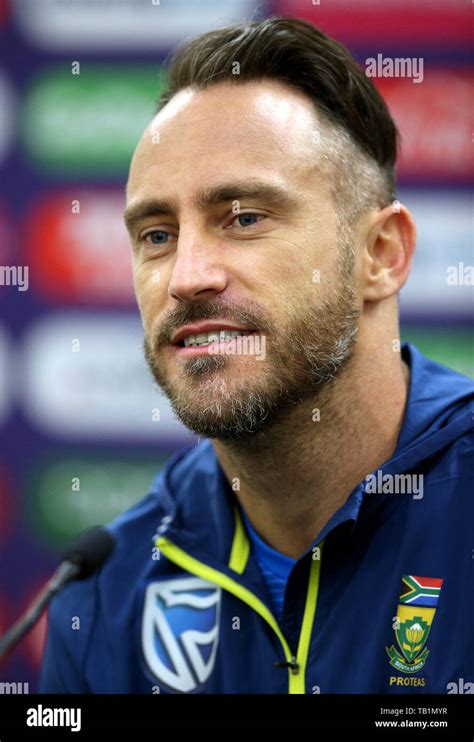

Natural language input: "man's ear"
[361,202,416,302]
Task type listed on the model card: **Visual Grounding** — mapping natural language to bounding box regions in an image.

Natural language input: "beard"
[143,250,360,443]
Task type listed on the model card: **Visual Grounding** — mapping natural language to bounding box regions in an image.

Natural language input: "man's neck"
[213,347,410,559]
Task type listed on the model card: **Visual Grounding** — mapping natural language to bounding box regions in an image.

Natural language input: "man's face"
[125,80,360,441]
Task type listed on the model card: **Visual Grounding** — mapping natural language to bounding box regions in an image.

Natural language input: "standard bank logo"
[141,577,221,692]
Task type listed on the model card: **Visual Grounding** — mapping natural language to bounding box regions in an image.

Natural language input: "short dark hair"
[156,16,399,226]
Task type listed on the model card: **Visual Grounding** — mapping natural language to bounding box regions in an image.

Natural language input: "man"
[39,17,473,694]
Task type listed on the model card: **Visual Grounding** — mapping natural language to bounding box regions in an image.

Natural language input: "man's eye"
[139,215,264,245]
[142,230,172,244]
[230,213,264,228]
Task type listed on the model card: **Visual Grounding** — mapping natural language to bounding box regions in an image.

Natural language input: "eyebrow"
[123,181,299,234]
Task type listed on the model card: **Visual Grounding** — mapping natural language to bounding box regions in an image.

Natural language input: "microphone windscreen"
[61,526,116,580]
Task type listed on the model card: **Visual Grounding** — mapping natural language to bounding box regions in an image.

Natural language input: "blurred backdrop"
[0,0,472,690]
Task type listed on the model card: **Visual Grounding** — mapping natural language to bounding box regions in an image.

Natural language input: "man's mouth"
[179,329,253,348]
[172,329,259,356]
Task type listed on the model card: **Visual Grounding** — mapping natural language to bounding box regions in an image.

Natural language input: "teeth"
[183,330,251,347]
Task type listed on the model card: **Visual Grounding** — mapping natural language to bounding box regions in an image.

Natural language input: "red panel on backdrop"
[0,0,7,27]
[0,465,14,546]
[273,0,471,48]
[376,70,473,180]
[1,578,50,673]
[0,204,9,266]
[23,601,48,673]
[22,190,135,305]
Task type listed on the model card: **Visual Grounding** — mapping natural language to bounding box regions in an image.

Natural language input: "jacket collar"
[151,342,473,570]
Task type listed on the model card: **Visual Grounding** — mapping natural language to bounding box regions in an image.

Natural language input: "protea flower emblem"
[404,622,425,656]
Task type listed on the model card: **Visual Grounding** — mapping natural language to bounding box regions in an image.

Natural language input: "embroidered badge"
[386,575,443,674]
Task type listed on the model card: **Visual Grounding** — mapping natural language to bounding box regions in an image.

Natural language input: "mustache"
[152,299,273,349]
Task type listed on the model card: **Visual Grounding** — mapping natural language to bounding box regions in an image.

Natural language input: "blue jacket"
[39,343,474,694]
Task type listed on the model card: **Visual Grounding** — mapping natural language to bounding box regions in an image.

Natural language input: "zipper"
[156,535,324,693]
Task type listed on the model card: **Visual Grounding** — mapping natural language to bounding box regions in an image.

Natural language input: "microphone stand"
[0,560,80,662]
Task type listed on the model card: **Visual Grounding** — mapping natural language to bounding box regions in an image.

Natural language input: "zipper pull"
[273,656,300,675]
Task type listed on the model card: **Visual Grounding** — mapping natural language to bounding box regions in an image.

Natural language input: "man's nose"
[168,227,228,302]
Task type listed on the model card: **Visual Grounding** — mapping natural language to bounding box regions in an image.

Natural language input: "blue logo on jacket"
[141,577,221,692]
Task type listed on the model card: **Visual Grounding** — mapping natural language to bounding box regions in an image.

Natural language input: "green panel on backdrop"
[25,455,166,549]
[402,327,473,378]
[22,65,167,175]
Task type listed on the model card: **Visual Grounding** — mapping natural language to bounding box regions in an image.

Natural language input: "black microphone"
[0,526,115,662]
